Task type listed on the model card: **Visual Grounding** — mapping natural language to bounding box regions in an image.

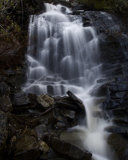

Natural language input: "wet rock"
[101,78,128,121]
[0,112,8,152]
[103,87,128,118]
[105,125,128,136]
[53,107,77,129]
[90,83,108,97]
[0,96,12,112]
[35,124,48,140]
[43,135,92,160]
[40,148,68,160]
[0,81,12,112]
[113,118,128,127]
[55,95,85,115]
[0,82,10,96]
[111,107,128,118]
[9,114,41,131]
[55,101,80,112]
[82,11,127,79]
[109,83,128,93]
[45,108,68,130]
[14,131,41,160]
[55,122,67,128]
[39,141,50,153]
[63,109,75,120]
[12,91,30,106]
[67,91,85,112]
[108,134,128,160]
[37,95,54,109]
[60,6,66,13]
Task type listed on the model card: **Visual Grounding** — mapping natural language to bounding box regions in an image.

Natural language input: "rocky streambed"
[0,66,128,160]
[0,79,91,160]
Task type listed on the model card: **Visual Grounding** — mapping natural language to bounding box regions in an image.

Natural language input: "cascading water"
[24,3,114,160]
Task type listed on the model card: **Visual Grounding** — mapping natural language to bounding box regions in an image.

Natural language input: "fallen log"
[55,101,81,112]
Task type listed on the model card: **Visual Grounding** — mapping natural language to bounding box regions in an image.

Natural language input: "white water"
[24,3,114,160]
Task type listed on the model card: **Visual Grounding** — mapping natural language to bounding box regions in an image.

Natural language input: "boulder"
[63,109,75,120]
[53,107,77,129]
[108,133,128,160]
[37,95,54,109]
[55,94,85,115]
[14,131,41,160]
[39,141,50,153]
[43,135,92,160]
[67,91,85,112]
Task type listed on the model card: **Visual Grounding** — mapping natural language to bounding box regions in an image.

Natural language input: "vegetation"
[0,0,46,43]
[108,0,128,14]
[0,0,22,42]
[78,0,128,15]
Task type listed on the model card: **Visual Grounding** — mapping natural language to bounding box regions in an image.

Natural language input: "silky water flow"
[23,3,115,160]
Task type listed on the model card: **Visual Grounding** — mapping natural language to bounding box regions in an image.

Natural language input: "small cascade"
[24,3,115,160]
[24,3,101,95]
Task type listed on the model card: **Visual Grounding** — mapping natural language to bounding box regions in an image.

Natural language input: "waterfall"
[24,3,114,160]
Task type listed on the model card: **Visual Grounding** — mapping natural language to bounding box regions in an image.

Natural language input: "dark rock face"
[0,46,26,70]
[43,135,92,160]
[13,131,41,160]
[0,82,10,96]
[102,77,128,137]
[0,82,12,112]
[108,134,128,160]
[55,92,85,115]
[0,112,8,159]
[0,96,12,113]
[13,91,31,106]
[82,11,128,78]
[0,112,8,148]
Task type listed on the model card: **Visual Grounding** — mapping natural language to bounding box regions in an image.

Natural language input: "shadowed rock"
[67,91,85,112]
[108,134,128,160]
[43,135,92,160]
[0,111,8,159]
